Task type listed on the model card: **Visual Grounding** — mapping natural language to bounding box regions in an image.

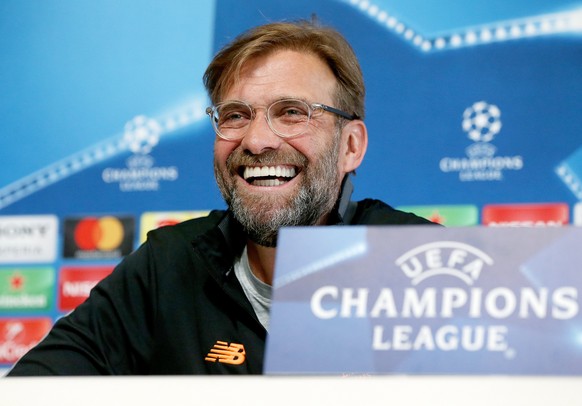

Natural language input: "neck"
[246,239,277,286]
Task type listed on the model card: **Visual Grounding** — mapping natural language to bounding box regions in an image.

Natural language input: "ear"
[339,119,368,174]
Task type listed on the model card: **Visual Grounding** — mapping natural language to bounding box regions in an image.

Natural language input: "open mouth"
[242,165,298,186]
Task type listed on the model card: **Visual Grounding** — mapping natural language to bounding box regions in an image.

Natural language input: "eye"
[223,111,245,121]
[282,106,307,117]
[271,100,310,122]
[218,104,252,127]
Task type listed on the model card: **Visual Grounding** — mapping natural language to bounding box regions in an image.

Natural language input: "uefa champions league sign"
[439,101,524,182]
[265,226,582,375]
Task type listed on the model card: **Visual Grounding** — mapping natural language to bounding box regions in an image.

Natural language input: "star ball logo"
[462,101,502,143]
[101,115,179,192]
[63,216,135,259]
[440,101,524,181]
[123,115,161,155]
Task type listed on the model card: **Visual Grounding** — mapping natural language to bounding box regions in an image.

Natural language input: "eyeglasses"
[206,98,358,140]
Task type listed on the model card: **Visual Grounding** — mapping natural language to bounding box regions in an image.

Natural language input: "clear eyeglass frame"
[205,98,358,140]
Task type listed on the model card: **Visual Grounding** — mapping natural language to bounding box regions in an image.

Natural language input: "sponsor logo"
[63,216,134,259]
[0,268,54,311]
[310,240,578,356]
[205,341,246,365]
[139,211,209,243]
[482,203,569,226]
[0,318,53,364]
[396,205,478,226]
[0,215,58,264]
[101,115,179,192]
[58,266,114,312]
[439,101,524,182]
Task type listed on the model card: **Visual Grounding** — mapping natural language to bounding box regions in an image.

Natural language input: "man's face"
[213,50,347,247]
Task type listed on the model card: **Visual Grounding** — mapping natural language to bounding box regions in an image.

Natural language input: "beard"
[214,132,342,247]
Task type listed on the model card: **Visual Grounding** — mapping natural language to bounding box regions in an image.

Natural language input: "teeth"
[254,178,286,187]
[243,166,296,180]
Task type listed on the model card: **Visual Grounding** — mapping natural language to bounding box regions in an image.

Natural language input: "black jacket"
[8,198,433,376]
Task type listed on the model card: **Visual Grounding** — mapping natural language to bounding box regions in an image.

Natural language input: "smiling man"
[210,46,367,285]
[8,21,433,376]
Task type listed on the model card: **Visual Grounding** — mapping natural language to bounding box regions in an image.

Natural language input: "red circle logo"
[74,216,124,251]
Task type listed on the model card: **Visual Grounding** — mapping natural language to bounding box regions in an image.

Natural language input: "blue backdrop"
[0,0,581,370]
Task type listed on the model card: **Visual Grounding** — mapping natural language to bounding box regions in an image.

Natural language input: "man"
[8,20,433,376]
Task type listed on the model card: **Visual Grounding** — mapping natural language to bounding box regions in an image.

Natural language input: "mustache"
[226,149,308,172]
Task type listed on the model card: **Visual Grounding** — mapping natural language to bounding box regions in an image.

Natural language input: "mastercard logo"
[63,216,134,259]
[73,217,125,251]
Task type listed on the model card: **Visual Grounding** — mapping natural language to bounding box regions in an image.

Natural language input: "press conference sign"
[265,226,582,375]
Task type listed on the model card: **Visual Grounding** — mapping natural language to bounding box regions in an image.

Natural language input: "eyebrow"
[219,96,312,108]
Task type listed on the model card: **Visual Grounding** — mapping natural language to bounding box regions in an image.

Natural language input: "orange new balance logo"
[205,341,246,365]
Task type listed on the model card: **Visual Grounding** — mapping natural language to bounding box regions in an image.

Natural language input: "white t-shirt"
[233,245,272,331]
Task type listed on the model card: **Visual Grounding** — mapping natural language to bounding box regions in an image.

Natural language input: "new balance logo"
[205,341,246,365]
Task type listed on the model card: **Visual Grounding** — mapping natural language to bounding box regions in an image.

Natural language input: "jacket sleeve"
[7,242,157,376]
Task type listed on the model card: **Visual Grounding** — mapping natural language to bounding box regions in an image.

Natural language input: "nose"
[239,110,284,155]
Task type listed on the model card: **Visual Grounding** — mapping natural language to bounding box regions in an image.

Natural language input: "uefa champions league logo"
[439,100,523,181]
[462,101,502,143]
[101,115,178,191]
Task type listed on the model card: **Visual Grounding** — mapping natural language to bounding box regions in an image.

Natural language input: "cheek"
[286,137,324,162]
[214,140,239,168]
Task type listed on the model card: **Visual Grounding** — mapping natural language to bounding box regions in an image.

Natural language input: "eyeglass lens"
[212,99,312,139]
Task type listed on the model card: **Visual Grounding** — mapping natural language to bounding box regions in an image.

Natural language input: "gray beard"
[215,133,341,247]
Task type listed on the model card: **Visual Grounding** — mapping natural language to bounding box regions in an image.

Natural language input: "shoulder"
[115,210,229,281]
[352,199,437,225]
